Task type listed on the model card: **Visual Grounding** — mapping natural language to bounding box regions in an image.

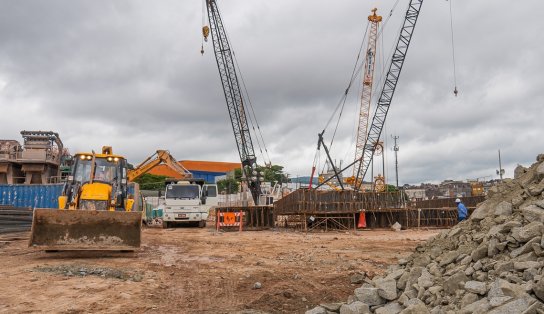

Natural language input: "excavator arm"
[127,150,192,182]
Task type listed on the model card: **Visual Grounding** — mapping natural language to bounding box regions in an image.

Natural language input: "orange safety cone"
[357,212,367,228]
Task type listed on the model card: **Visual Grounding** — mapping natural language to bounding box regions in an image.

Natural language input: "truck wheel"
[198,220,206,228]
[162,221,169,229]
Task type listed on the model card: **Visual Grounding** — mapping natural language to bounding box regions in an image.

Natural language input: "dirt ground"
[0,227,440,314]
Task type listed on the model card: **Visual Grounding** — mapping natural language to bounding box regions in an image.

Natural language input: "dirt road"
[0,227,439,313]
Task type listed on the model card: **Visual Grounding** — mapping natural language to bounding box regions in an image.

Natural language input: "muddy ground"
[0,227,439,313]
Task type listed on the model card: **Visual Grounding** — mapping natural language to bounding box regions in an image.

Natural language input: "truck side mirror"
[201,195,207,205]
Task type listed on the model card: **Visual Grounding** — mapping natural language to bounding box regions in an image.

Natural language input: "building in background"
[0,131,64,184]
[148,160,240,183]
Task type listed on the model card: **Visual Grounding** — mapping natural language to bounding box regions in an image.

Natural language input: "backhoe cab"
[29,146,142,251]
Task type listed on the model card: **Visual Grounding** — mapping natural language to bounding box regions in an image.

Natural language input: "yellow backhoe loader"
[29,147,142,251]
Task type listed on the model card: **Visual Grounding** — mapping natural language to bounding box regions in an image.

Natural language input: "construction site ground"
[0,227,440,314]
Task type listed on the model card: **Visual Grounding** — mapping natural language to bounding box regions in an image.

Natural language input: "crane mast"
[353,8,382,185]
[317,0,424,191]
[205,0,262,204]
[354,0,424,190]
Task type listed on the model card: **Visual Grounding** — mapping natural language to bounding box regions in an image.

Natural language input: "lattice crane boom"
[353,8,382,184]
[205,0,262,204]
[354,0,424,190]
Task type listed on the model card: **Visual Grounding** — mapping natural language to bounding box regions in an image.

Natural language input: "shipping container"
[0,184,64,209]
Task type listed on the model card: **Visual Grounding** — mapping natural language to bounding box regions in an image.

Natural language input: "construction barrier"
[216,210,244,232]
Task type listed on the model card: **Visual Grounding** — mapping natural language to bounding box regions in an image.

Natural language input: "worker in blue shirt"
[456,198,468,222]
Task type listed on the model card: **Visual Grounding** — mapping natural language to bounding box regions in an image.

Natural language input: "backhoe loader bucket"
[29,208,142,251]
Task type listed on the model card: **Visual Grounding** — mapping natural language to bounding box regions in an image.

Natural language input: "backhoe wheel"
[198,220,206,228]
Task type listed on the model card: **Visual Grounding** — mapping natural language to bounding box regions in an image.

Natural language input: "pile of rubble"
[34,264,143,281]
[308,154,544,314]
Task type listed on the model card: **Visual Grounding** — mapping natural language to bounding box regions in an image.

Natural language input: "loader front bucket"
[29,208,142,251]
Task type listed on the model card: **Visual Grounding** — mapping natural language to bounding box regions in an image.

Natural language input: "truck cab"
[159,178,217,228]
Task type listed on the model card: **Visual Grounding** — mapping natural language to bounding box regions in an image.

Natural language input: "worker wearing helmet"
[455,198,468,222]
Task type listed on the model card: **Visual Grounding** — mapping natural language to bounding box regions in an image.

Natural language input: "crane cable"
[323,21,370,143]
[202,1,271,167]
[449,0,458,96]
[316,0,402,179]
[316,21,370,176]
[226,28,273,167]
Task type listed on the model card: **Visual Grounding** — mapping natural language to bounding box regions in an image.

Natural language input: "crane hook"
[201,45,204,56]
[453,86,458,97]
[202,25,210,42]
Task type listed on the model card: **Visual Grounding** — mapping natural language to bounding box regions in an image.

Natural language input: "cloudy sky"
[0,0,543,185]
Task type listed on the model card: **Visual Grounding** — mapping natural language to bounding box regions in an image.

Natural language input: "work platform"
[273,189,484,231]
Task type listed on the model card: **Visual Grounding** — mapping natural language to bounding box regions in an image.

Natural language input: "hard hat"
[455,198,461,203]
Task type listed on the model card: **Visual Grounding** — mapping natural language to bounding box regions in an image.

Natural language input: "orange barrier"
[216,210,244,232]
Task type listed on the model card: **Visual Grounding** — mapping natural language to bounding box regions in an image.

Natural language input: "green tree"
[133,173,168,191]
[386,184,399,192]
[217,177,240,194]
[230,164,287,187]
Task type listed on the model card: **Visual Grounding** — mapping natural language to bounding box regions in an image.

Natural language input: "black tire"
[162,221,169,229]
[198,220,206,228]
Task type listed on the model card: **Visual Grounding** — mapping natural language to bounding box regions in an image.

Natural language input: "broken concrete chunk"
[487,279,528,299]
[374,302,404,314]
[399,302,429,314]
[375,279,398,301]
[522,205,544,224]
[513,261,541,271]
[320,303,344,312]
[417,269,434,289]
[486,297,536,314]
[305,306,328,314]
[464,281,487,295]
[511,237,540,258]
[339,301,370,314]
[471,243,488,262]
[385,269,405,281]
[444,272,469,295]
[354,286,385,306]
[460,292,479,308]
[494,201,513,216]
[516,222,544,242]
[459,298,491,314]
[533,277,544,302]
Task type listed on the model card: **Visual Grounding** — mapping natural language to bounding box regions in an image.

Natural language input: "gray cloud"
[0,0,542,185]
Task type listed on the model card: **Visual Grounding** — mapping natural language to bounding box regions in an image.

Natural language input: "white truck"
[159,179,217,228]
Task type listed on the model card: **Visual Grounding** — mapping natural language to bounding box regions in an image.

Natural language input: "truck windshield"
[166,185,200,199]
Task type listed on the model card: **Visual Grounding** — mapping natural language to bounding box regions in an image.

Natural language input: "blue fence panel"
[0,184,64,208]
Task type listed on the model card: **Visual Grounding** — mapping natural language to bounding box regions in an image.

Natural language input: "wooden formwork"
[412,196,485,210]
[273,191,484,230]
[273,189,406,215]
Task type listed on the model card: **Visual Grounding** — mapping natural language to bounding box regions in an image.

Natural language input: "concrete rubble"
[307,153,544,314]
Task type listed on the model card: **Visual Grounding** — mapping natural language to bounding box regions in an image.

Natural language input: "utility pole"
[496,149,505,181]
[392,135,399,188]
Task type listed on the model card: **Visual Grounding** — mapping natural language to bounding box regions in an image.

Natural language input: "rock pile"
[34,264,143,281]
[307,154,544,314]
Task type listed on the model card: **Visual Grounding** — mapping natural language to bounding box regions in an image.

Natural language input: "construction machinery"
[204,0,265,205]
[29,146,142,251]
[127,150,218,228]
[127,150,192,182]
[315,0,424,190]
[350,9,382,189]
[159,178,218,228]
